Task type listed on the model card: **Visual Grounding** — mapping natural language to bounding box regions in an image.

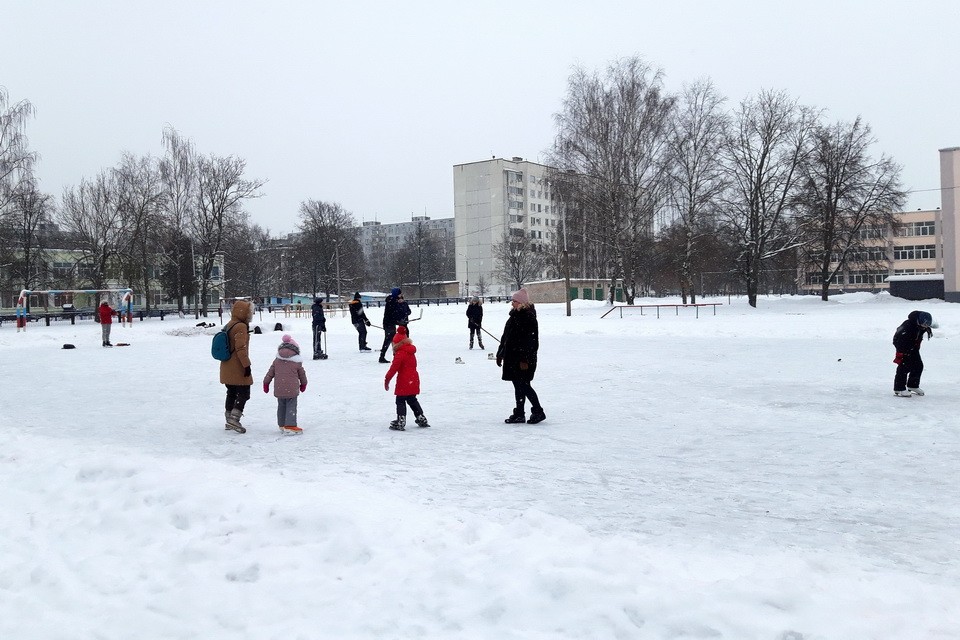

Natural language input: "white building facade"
[453,157,560,297]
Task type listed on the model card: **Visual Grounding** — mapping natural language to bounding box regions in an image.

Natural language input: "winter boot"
[414,415,431,428]
[478,340,484,349]
[908,387,925,396]
[504,408,526,424]
[469,339,473,350]
[379,354,390,363]
[894,389,913,398]
[389,416,406,431]
[226,408,247,433]
[527,408,546,424]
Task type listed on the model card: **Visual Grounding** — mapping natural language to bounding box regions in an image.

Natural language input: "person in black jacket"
[892,310,933,397]
[496,288,545,424]
[466,297,484,349]
[379,287,411,363]
[348,292,372,351]
[311,298,327,360]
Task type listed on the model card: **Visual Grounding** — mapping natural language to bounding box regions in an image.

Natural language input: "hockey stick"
[480,326,501,344]
[406,308,424,323]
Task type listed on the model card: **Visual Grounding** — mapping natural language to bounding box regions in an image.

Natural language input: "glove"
[496,357,502,367]
[299,383,307,393]
[263,383,270,393]
[926,327,933,338]
[243,366,251,377]
[519,361,529,371]
[384,380,390,391]
[365,320,371,326]
[893,352,905,365]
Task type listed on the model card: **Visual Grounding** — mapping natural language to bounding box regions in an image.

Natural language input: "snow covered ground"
[1,293,958,639]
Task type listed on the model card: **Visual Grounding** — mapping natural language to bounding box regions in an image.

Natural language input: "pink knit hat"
[511,288,530,306]
[281,333,299,347]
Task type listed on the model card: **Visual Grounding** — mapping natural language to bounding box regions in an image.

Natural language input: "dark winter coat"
[466,303,483,328]
[497,305,538,382]
[893,310,932,354]
[385,340,420,396]
[349,299,369,325]
[97,303,113,324]
[263,346,307,399]
[311,301,326,330]
[219,300,254,386]
[382,295,411,327]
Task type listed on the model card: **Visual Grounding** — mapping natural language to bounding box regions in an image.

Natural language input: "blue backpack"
[211,324,232,361]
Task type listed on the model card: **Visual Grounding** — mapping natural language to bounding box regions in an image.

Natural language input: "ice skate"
[281,425,303,435]
[389,416,406,431]
[414,415,430,428]
[908,387,925,396]
[894,390,913,398]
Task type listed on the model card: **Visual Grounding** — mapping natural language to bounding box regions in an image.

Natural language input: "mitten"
[299,383,307,393]
[384,380,390,391]
[893,352,905,365]
[243,366,252,377]
[263,383,270,393]
[519,361,529,371]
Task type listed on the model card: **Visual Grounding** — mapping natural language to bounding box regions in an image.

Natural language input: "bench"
[600,303,722,319]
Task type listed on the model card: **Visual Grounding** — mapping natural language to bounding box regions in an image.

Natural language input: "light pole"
[555,187,572,317]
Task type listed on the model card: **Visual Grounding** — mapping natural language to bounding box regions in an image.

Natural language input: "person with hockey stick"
[384,325,430,430]
[311,297,327,360]
[263,334,308,434]
[497,287,545,424]
[348,292,372,351]
[466,296,485,349]
[221,299,255,433]
[892,309,933,397]
[379,287,411,363]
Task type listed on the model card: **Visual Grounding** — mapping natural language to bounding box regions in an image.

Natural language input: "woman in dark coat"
[496,288,545,424]
[466,297,484,349]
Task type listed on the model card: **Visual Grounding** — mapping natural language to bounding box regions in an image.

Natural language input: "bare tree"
[4,184,52,291]
[294,200,361,299]
[222,222,276,301]
[796,117,906,300]
[549,56,676,304]
[390,221,448,298]
[115,152,164,310]
[0,88,37,217]
[491,228,548,291]
[665,79,729,303]
[58,172,128,289]
[157,126,198,312]
[719,89,817,307]
[192,153,264,315]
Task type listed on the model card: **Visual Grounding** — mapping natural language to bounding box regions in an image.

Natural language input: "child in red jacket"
[384,325,430,431]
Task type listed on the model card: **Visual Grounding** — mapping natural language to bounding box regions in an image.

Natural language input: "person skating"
[893,310,933,397]
[348,292,372,351]
[96,300,114,347]
[466,296,485,349]
[384,325,430,430]
[496,287,545,424]
[379,287,411,363]
[263,334,308,434]
[311,297,327,360]
[221,299,255,433]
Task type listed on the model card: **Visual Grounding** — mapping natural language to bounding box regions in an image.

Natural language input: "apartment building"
[357,215,455,288]
[798,208,942,294]
[453,157,561,297]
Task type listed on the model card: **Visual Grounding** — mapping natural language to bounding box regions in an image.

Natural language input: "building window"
[896,221,936,237]
[893,244,936,260]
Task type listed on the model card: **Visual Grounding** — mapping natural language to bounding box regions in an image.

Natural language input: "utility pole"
[558,188,571,317]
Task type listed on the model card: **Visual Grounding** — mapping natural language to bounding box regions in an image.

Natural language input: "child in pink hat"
[263,334,308,434]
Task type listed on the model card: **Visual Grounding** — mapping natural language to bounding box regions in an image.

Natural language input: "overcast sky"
[6,0,959,235]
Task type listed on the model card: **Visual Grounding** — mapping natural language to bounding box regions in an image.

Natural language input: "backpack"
[211,324,233,361]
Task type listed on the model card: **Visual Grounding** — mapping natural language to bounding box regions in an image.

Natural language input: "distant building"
[453,157,561,297]
[357,215,455,289]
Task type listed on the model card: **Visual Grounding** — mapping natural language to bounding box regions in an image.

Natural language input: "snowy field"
[1,293,958,639]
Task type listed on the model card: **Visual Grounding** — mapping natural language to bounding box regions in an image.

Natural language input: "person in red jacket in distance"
[384,325,430,431]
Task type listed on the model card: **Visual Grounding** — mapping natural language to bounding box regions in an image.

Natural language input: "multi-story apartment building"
[357,215,455,289]
[453,157,560,296]
[799,208,943,294]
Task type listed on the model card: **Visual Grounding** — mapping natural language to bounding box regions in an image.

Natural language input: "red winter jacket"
[97,304,114,324]
[385,341,420,396]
